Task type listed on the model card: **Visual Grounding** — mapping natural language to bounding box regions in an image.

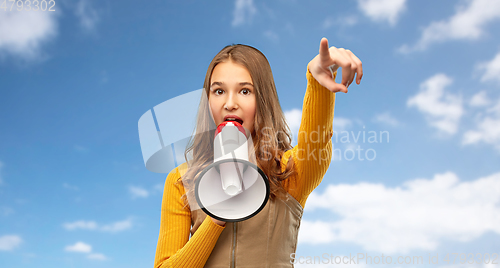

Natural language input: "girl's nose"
[224,93,238,110]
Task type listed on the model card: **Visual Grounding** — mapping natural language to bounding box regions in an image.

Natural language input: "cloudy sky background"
[1,0,500,267]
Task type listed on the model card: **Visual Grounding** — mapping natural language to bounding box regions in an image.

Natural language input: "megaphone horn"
[195,121,270,222]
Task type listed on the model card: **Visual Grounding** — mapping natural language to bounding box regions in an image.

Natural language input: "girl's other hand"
[308,37,363,93]
[210,217,226,227]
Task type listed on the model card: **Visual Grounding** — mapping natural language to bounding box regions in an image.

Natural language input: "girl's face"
[209,60,256,134]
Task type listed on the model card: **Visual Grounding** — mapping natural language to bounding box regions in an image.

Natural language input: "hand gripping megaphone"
[195,121,270,222]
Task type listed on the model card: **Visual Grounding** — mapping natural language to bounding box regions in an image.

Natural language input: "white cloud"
[63,218,132,233]
[129,185,149,199]
[407,74,463,135]
[0,10,58,60]
[0,235,22,251]
[100,218,133,233]
[298,221,336,244]
[462,98,500,151]
[323,15,358,29]
[399,0,500,53]
[476,51,500,84]
[357,0,406,26]
[469,91,491,107]
[87,253,108,260]
[65,241,92,253]
[232,0,257,27]
[372,111,400,126]
[300,171,500,254]
[285,109,302,131]
[334,117,353,132]
[462,117,500,149]
[63,220,98,231]
[490,98,500,115]
[65,241,108,260]
[75,0,100,32]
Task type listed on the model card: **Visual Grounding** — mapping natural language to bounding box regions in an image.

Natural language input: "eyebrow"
[210,82,254,87]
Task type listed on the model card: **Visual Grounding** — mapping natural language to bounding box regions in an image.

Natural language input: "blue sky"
[1,0,500,267]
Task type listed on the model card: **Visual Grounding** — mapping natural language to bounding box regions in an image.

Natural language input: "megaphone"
[195,121,270,222]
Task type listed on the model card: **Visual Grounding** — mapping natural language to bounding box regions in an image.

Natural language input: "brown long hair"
[180,44,296,208]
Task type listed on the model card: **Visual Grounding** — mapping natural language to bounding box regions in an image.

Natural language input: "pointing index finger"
[319,37,330,60]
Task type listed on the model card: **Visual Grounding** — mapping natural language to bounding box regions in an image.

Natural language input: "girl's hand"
[210,217,226,227]
[308,37,363,93]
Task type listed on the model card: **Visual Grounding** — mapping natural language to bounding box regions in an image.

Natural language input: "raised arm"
[281,38,363,207]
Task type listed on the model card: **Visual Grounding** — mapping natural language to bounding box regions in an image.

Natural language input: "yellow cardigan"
[154,67,336,268]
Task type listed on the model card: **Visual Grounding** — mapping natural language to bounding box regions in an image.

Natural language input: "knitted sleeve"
[153,167,225,268]
[280,66,336,208]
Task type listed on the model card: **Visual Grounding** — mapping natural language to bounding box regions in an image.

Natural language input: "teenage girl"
[154,37,363,268]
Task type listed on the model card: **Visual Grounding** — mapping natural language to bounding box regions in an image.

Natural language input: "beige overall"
[191,193,304,268]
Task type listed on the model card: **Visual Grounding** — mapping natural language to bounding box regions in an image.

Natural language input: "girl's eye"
[214,89,224,95]
[241,88,251,95]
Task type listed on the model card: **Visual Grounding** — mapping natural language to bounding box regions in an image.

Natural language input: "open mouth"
[224,117,244,125]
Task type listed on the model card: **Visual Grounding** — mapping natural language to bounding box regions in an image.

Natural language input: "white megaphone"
[195,121,270,222]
